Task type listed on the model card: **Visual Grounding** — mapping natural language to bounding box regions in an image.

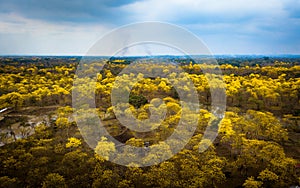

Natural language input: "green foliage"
[129,94,148,108]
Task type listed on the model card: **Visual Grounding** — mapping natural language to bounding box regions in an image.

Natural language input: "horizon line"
[1,54,300,57]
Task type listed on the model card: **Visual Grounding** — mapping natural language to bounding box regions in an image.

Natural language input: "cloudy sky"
[0,0,299,55]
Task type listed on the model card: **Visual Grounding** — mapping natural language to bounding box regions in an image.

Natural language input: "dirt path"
[10,105,60,116]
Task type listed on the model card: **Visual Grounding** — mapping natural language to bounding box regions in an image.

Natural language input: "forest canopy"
[0,56,299,188]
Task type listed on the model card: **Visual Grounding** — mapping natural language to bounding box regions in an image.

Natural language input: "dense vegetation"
[0,56,299,188]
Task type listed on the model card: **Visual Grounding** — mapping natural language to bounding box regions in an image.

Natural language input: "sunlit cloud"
[0,13,110,55]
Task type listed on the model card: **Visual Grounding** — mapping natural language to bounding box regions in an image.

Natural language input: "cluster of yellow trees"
[0,59,299,187]
[0,60,299,115]
[0,105,298,187]
[0,64,74,109]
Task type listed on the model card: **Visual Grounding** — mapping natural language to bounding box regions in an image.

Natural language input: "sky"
[0,0,299,55]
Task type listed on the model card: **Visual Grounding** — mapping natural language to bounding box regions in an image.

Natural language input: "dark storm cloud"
[0,0,137,23]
